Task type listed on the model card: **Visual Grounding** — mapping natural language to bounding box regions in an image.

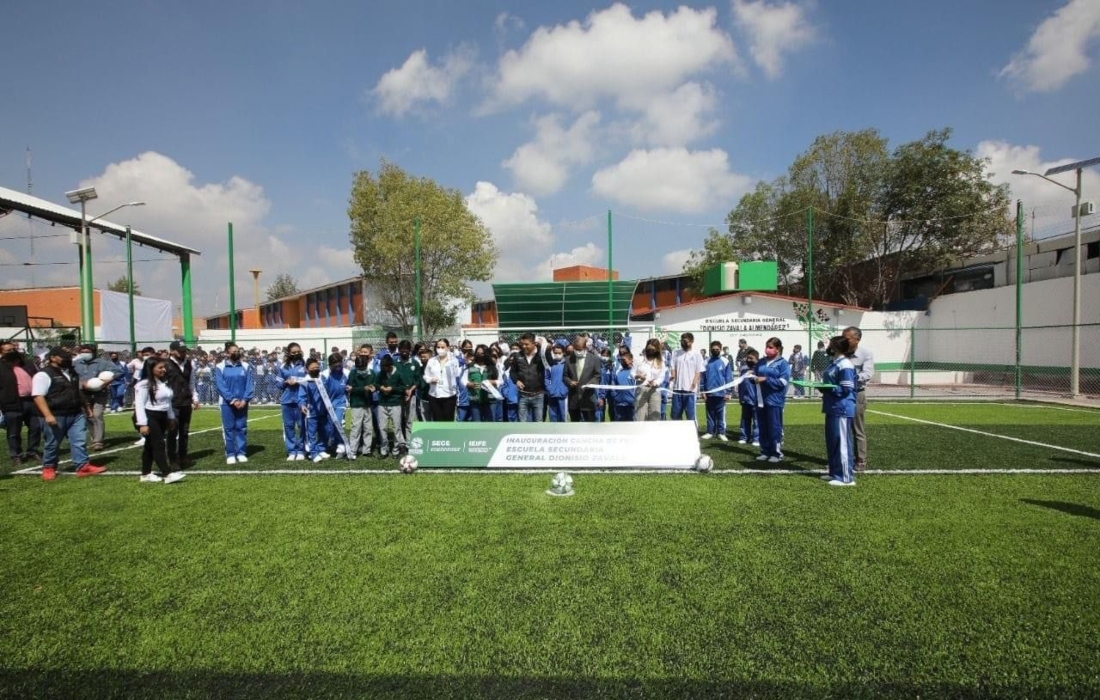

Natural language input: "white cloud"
[372,47,474,116]
[494,11,526,37]
[487,3,737,111]
[591,147,754,214]
[662,248,696,275]
[630,82,720,146]
[731,0,817,79]
[532,243,604,281]
[0,151,360,317]
[1000,0,1100,93]
[464,181,553,260]
[502,111,601,195]
[977,140,1100,238]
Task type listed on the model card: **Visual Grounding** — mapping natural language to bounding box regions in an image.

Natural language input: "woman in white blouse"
[634,338,669,421]
[423,338,462,421]
[134,359,185,483]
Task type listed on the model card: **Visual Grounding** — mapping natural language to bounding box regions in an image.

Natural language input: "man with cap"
[32,347,106,480]
[72,342,123,451]
[164,340,200,469]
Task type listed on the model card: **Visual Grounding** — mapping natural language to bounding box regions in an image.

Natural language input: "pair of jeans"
[517,392,544,422]
[4,401,42,459]
[166,404,192,463]
[43,413,88,469]
[671,391,697,422]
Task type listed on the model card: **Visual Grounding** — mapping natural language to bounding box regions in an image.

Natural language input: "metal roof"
[492,281,636,327]
[0,185,201,257]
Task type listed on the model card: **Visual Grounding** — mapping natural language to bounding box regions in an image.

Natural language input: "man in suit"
[563,334,601,422]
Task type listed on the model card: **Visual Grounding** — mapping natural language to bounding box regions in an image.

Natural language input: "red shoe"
[41,466,56,481]
[75,464,107,477]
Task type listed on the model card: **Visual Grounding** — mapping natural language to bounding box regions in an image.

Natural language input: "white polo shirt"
[670,347,705,392]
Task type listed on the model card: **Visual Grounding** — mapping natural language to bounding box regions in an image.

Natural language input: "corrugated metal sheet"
[491,281,636,327]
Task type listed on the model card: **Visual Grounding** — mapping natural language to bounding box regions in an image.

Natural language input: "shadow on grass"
[1021,499,1100,521]
[1049,456,1100,469]
[0,669,1090,700]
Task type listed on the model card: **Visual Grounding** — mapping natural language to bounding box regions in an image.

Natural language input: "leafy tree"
[686,128,1010,308]
[348,160,496,338]
[265,273,299,301]
[106,275,141,296]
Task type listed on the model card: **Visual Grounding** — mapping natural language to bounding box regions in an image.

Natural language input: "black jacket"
[562,353,602,412]
[163,357,194,407]
[509,346,552,393]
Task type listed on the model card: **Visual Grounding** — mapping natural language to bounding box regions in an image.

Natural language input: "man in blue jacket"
[214,341,254,465]
[701,340,733,441]
[73,343,122,452]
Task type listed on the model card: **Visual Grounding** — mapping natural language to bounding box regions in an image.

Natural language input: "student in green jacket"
[376,354,407,458]
[346,346,378,460]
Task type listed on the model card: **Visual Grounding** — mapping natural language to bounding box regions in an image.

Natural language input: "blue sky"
[1,0,1098,316]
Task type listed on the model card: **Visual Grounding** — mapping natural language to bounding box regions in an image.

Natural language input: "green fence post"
[909,324,916,399]
[1015,199,1023,400]
[806,206,814,351]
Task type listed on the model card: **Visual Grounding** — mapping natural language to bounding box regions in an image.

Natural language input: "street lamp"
[1013,155,1100,398]
[64,186,145,342]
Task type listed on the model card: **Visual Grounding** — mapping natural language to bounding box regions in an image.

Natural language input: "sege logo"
[431,440,451,448]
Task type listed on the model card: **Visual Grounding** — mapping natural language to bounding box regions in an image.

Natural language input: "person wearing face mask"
[543,340,570,423]
[701,340,734,440]
[0,340,42,467]
[466,344,502,422]
[72,343,122,452]
[375,354,408,458]
[563,335,601,422]
[302,359,331,462]
[608,349,636,422]
[378,332,400,362]
[162,340,200,469]
[320,353,350,456]
[392,339,417,445]
[347,345,378,459]
[414,345,433,423]
[634,338,668,421]
[753,337,791,463]
[669,333,706,428]
[820,336,858,486]
[134,358,185,484]
[424,338,461,421]
[510,333,551,423]
[31,347,105,480]
[279,342,309,461]
[107,352,127,413]
[737,349,761,446]
[455,349,473,422]
[214,341,255,465]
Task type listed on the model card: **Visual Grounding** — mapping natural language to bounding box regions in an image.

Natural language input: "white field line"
[867,402,1099,413]
[18,467,1099,478]
[868,409,1100,459]
[13,413,280,475]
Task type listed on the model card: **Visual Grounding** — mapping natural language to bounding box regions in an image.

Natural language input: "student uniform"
[702,353,733,437]
[755,355,790,459]
[821,356,857,483]
[214,359,254,460]
[279,361,308,459]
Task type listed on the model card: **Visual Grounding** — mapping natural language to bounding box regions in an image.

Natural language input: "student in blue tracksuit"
[594,358,612,422]
[608,349,636,421]
[737,348,761,446]
[456,351,473,422]
[320,353,349,456]
[701,340,733,440]
[302,359,330,462]
[821,336,857,486]
[214,342,254,464]
[499,356,519,422]
[279,343,308,461]
[753,337,790,463]
[544,342,569,422]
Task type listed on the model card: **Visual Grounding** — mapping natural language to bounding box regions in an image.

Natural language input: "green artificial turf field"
[1,401,1098,699]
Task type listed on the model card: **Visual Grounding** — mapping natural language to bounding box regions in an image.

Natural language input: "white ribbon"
[585,373,752,396]
[305,377,351,458]
[481,381,503,401]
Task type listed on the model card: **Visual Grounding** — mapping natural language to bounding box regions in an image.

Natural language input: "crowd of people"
[0,327,873,485]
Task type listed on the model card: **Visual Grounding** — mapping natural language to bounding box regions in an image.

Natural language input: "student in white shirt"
[669,332,706,425]
[424,338,461,421]
[134,359,185,484]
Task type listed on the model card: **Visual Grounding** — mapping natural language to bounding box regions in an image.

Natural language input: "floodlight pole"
[1014,201,1023,400]
[414,217,422,340]
[79,198,93,343]
[807,206,814,350]
[228,222,236,343]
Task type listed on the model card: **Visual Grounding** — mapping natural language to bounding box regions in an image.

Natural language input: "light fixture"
[65,186,98,204]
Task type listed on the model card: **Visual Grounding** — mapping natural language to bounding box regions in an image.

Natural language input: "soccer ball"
[399,454,418,473]
[694,454,714,473]
[84,377,105,392]
[97,370,115,383]
[547,471,574,496]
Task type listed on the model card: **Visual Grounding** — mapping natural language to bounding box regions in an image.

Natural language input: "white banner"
[98,289,173,344]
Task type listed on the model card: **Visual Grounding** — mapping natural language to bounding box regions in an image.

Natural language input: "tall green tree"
[348,160,496,337]
[106,275,140,296]
[686,128,1010,308]
[265,273,299,301]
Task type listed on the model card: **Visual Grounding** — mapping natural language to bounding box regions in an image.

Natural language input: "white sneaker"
[755,454,769,461]
[768,456,783,463]
[827,479,855,487]
[751,441,760,447]
[134,437,146,446]
[164,472,186,484]
[295,453,306,461]
[737,439,747,444]
[318,452,331,460]
[226,456,237,465]
[820,474,833,480]
[701,433,713,440]
[287,455,297,462]
[312,454,325,463]
[139,473,163,483]
[236,455,248,464]
[718,434,729,442]
[336,444,346,455]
